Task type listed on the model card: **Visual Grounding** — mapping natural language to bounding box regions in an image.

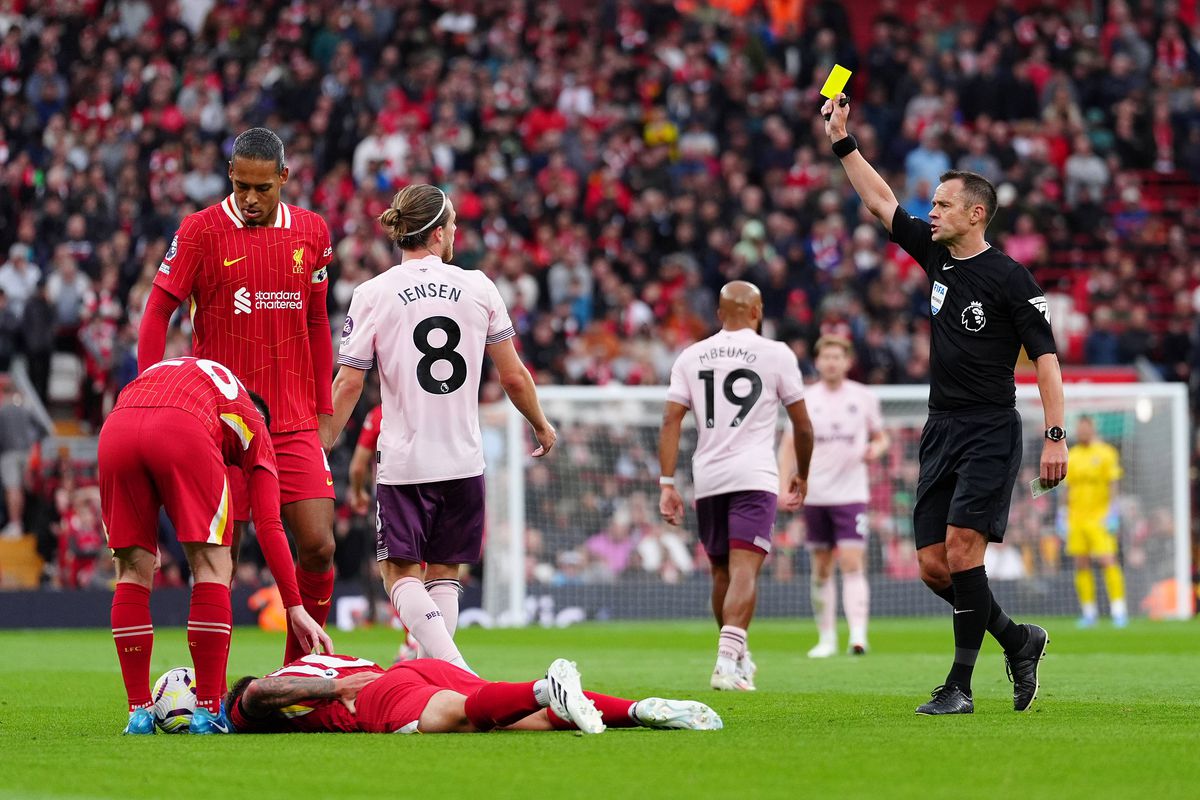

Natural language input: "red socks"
[546,692,639,730]
[284,567,334,664]
[188,582,232,713]
[464,681,641,732]
[464,682,544,731]
[114,581,236,714]
[111,583,154,711]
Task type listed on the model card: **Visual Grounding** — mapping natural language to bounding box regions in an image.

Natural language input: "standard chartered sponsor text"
[256,290,303,310]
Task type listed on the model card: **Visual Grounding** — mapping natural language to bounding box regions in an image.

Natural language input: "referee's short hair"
[231,127,286,174]
[939,169,997,225]
[815,334,854,359]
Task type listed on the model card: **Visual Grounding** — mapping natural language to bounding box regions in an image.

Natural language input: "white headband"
[409,188,447,235]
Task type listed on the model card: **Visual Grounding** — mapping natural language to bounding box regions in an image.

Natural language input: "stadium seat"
[0,534,43,589]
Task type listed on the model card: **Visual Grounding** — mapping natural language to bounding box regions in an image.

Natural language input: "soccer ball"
[152,667,197,733]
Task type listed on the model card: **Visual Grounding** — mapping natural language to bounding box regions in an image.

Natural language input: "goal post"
[481,383,1192,626]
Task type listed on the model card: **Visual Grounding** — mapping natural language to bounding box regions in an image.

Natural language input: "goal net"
[480,384,1191,625]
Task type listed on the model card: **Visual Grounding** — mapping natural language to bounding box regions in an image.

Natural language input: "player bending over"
[101,357,332,735]
[139,128,340,665]
[225,654,722,735]
[659,281,813,691]
[779,335,888,657]
[331,185,555,672]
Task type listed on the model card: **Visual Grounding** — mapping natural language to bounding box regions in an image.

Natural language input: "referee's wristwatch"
[1044,426,1067,442]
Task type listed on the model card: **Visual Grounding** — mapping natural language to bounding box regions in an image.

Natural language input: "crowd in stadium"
[0,0,1196,590]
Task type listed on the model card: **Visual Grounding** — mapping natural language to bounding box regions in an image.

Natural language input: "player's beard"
[441,240,454,262]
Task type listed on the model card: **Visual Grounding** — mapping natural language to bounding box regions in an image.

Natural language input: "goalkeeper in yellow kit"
[1066,416,1127,628]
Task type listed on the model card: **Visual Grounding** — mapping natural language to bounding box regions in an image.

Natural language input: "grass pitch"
[1,618,1197,800]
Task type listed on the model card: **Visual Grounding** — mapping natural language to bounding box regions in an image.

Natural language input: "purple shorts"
[695,490,778,560]
[375,475,486,565]
[803,503,868,549]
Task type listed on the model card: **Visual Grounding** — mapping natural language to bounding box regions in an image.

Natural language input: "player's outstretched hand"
[287,606,334,655]
[1040,439,1068,488]
[821,92,849,141]
[660,486,685,526]
[532,424,557,457]
[334,672,382,715]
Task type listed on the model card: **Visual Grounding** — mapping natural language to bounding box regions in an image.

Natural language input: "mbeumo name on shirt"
[698,346,757,364]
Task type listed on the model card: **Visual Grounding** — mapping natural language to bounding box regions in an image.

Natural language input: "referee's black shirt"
[890,207,1056,414]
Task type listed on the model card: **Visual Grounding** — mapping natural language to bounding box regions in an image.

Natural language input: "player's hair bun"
[379,207,407,237]
[379,185,448,247]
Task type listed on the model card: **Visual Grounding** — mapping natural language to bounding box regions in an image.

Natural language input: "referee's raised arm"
[821,93,899,233]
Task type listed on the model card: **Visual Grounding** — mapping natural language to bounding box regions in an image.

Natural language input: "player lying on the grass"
[225,654,722,735]
[101,357,333,736]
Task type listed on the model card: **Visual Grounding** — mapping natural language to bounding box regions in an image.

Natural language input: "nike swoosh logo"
[326,478,334,486]
[943,264,955,270]
[210,719,230,733]
[953,609,974,614]
[317,597,331,606]
[224,256,247,266]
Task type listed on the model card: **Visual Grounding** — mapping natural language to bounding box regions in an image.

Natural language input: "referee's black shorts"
[913,408,1022,549]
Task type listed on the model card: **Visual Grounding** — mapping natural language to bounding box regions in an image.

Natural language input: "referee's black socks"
[946,566,991,691]
[932,578,1029,655]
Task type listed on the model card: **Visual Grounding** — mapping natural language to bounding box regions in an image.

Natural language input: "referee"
[821,94,1068,715]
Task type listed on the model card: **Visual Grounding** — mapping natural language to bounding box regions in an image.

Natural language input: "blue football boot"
[123,707,156,735]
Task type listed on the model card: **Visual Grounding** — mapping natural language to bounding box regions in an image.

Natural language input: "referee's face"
[928,179,978,244]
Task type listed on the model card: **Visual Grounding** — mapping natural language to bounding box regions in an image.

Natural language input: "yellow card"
[820,64,852,99]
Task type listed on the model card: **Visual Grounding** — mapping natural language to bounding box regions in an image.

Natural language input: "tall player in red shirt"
[138,128,339,664]
[101,357,333,735]
[225,654,723,735]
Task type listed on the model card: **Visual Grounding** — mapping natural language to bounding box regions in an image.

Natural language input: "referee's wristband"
[832,134,858,159]
[658,476,676,487]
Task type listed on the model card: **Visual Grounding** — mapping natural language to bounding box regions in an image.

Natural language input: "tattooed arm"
[241,672,382,717]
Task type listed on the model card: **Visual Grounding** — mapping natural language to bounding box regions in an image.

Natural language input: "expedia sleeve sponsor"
[1007,271,1055,360]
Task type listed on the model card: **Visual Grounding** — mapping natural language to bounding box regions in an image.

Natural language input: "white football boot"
[546,659,605,734]
[710,664,754,691]
[634,698,724,730]
[807,639,838,659]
